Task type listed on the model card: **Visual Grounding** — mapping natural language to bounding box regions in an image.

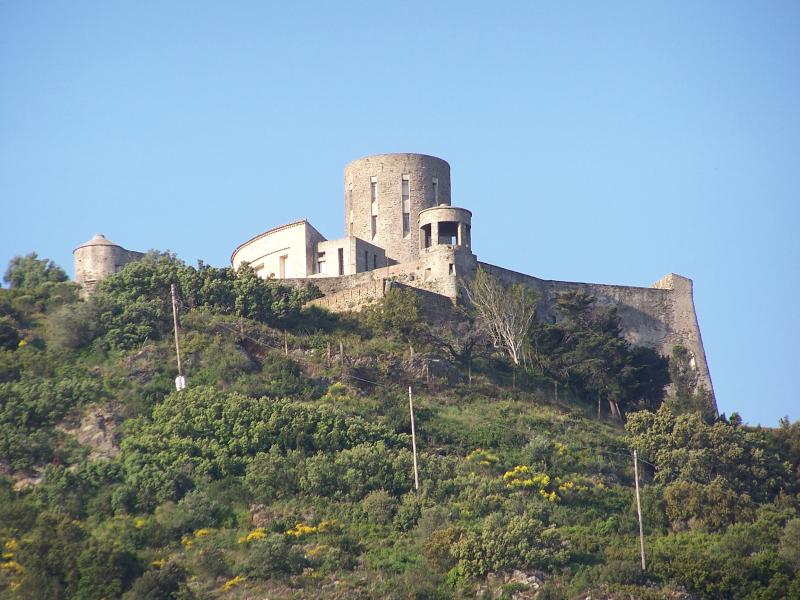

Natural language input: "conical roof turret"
[74,233,122,252]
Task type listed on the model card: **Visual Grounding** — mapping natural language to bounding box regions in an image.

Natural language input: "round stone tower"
[73,234,143,293]
[344,153,451,265]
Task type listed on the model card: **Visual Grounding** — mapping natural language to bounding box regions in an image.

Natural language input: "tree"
[420,311,489,382]
[528,290,669,416]
[463,268,536,366]
[4,253,68,288]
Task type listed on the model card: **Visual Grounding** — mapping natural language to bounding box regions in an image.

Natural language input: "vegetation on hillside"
[0,254,798,599]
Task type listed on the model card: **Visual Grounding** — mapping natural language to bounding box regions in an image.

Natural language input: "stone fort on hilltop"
[73,152,716,410]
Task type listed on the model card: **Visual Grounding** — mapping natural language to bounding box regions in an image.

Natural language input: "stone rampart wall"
[478,262,716,411]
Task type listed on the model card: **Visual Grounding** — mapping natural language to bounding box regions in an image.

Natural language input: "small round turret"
[73,234,142,293]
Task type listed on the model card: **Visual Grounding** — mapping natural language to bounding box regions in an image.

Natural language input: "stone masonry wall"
[478,262,716,412]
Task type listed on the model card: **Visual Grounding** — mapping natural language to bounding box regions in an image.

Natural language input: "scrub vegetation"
[1,253,798,599]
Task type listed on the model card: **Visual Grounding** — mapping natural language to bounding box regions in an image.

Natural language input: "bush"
[245,446,303,501]
[362,490,398,525]
[124,562,195,600]
[0,316,20,350]
[235,534,306,578]
[45,301,101,350]
[451,513,568,578]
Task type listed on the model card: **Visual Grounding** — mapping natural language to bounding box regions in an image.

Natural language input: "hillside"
[1,252,799,600]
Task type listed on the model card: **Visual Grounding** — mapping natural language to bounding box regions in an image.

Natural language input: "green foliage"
[649,507,800,599]
[0,245,797,598]
[0,374,102,470]
[245,445,304,501]
[74,534,141,600]
[45,301,102,350]
[360,287,423,342]
[4,253,68,289]
[12,511,85,599]
[627,405,793,530]
[123,562,195,600]
[235,534,306,578]
[300,442,414,500]
[0,316,21,350]
[451,512,569,578]
[667,345,715,418]
[118,386,402,509]
[529,290,669,415]
[93,252,319,350]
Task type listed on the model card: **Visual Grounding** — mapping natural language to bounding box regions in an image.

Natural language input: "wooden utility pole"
[170,284,186,391]
[633,449,646,571]
[283,330,289,355]
[408,386,420,492]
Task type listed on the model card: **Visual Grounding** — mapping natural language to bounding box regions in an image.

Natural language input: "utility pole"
[408,386,420,492]
[170,284,186,391]
[633,449,646,571]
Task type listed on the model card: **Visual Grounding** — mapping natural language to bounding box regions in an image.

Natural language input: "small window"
[371,215,377,239]
[279,255,288,278]
[449,263,455,275]
[373,254,378,269]
[364,250,369,271]
[432,177,439,204]
[402,175,410,237]
[370,177,377,207]
[338,248,344,276]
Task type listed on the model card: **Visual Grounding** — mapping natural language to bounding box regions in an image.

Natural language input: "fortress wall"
[479,262,716,411]
[296,248,476,313]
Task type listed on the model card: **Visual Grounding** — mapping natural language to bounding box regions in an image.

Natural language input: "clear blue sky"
[1,1,798,425]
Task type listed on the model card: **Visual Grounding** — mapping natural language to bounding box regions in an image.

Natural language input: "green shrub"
[362,490,398,525]
[451,513,568,578]
[235,534,306,578]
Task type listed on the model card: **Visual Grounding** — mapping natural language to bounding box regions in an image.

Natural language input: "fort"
[73,152,716,410]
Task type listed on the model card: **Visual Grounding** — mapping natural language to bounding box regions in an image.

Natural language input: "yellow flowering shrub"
[194,528,212,538]
[223,575,246,590]
[237,527,267,544]
[502,466,560,502]
[466,448,500,467]
[285,519,336,538]
[134,518,146,529]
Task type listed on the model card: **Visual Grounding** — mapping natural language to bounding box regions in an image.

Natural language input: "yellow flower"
[237,527,266,544]
[223,575,246,590]
[17,339,27,348]
[285,522,318,538]
[150,559,166,569]
[0,560,23,573]
[194,528,212,538]
[134,518,146,529]
[4,539,17,551]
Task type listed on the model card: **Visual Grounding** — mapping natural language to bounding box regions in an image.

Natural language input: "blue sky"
[1,1,798,425]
